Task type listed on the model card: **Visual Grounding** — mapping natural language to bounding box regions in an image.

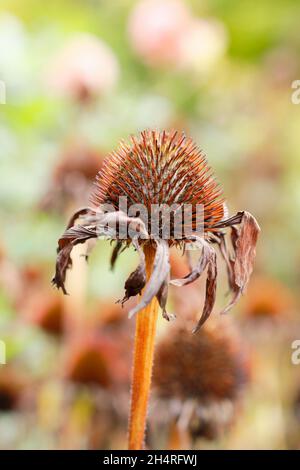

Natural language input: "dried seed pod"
[53,130,260,330]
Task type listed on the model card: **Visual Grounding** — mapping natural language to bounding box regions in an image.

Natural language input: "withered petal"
[52,224,98,293]
[156,274,175,321]
[119,239,146,304]
[211,211,244,229]
[220,211,260,315]
[110,241,123,270]
[65,207,93,229]
[128,239,170,318]
[193,249,217,333]
[53,209,149,295]
[215,233,235,291]
[90,210,149,241]
[170,238,215,287]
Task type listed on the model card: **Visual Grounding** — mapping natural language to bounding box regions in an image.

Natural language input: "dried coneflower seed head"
[91,130,225,240]
[64,335,129,387]
[153,321,249,402]
[152,321,250,441]
[53,129,260,330]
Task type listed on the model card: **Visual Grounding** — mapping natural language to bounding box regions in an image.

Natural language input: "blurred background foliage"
[0,0,300,449]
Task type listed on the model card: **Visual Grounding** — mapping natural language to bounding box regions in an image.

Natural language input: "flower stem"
[128,244,159,450]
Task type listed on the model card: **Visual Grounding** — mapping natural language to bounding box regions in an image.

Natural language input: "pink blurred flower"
[128,1,228,73]
[128,0,191,67]
[178,18,228,75]
[46,34,119,102]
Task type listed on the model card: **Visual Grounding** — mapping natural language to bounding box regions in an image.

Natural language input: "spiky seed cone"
[91,130,225,240]
[153,321,249,402]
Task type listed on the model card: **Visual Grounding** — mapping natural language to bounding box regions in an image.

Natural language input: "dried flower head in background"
[241,276,293,322]
[53,130,260,332]
[23,290,64,337]
[40,143,103,213]
[152,320,250,442]
[63,334,129,388]
[0,368,26,412]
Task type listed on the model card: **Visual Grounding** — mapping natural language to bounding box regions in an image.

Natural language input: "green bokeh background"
[0,0,300,450]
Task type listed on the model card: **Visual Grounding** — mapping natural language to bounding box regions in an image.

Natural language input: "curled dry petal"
[52,209,149,295]
[65,207,92,229]
[128,239,170,319]
[170,237,218,331]
[169,211,260,330]
[192,250,217,333]
[119,239,146,304]
[211,211,244,229]
[170,238,215,287]
[52,224,98,294]
[110,241,123,270]
[220,211,260,314]
[215,233,235,291]
[156,274,175,321]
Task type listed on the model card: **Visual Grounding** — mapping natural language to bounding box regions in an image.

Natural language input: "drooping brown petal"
[91,210,149,241]
[52,225,98,294]
[65,207,93,229]
[53,210,149,295]
[193,250,217,333]
[215,233,235,291]
[110,241,123,270]
[170,238,215,287]
[211,211,244,230]
[119,239,146,305]
[220,211,260,314]
[156,274,175,321]
[128,239,170,318]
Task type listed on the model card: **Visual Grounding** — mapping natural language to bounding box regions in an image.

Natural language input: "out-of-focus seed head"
[0,368,25,412]
[63,334,130,388]
[153,320,249,402]
[151,319,250,442]
[41,143,103,213]
[23,291,64,337]
[241,276,293,322]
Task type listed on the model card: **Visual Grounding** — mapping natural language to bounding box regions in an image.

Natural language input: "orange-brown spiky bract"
[91,130,225,239]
